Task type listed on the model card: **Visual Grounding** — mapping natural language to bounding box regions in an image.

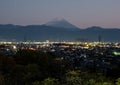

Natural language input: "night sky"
[0,0,120,28]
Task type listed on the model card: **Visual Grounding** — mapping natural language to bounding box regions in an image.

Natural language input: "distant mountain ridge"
[0,22,120,42]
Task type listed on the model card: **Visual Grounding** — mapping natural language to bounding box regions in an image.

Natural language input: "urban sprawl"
[1,41,120,77]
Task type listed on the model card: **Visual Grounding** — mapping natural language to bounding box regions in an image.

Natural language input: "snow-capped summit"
[45,18,79,30]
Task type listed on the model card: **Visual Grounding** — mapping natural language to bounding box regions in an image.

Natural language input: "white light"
[13,46,17,49]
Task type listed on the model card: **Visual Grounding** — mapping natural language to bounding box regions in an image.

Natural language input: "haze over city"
[0,0,120,28]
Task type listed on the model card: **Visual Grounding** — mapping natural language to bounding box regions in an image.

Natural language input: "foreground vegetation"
[0,50,120,85]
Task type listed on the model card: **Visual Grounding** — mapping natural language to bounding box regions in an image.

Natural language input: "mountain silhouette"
[0,23,120,42]
[45,19,79,30]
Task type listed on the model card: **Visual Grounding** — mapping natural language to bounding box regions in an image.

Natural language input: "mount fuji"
[45,19,79,30]
[0,19,120,42]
